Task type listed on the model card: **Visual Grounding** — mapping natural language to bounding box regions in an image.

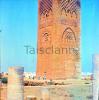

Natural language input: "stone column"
[7,67,24,100]
[93,55,99,100]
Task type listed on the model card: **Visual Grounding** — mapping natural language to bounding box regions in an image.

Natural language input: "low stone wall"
[1,83,92,100]
[24,84,92,100]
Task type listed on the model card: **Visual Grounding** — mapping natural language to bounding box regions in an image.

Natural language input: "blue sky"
[0,0,99,72]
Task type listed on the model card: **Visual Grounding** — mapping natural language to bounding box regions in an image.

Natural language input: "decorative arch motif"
[42,32,51,42]
[72,48,79,56]
[40,0,52,16]
[62,27,76,42]
[60,0,80,17]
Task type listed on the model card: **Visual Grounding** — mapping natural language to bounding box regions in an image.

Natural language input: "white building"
[24,72,36,79]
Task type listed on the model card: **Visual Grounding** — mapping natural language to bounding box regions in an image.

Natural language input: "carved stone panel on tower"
[40,0,53,16]
[59,0,80,17]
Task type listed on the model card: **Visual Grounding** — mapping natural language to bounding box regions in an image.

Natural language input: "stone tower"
[36,0,81,80]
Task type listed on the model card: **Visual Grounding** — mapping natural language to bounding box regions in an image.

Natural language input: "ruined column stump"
[7,67,24,100]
